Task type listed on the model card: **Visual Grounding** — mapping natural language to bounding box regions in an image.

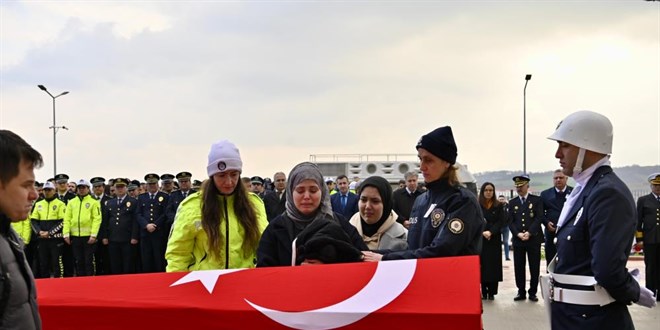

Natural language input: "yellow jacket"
[165,191,268,272]
[63,194,102,238]
[11,218,32,244]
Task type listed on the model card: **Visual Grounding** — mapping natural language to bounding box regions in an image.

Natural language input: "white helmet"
[547,110,613,154]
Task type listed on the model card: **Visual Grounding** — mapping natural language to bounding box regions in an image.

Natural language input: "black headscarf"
[357,176,393,237]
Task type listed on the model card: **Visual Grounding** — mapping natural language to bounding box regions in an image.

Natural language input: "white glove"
[636,286,657,308]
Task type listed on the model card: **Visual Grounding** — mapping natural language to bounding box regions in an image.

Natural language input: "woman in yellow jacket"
[166,140,268,271]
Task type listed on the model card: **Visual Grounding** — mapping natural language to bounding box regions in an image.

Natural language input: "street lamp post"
[37,85,69,177]
[523,74,532,175]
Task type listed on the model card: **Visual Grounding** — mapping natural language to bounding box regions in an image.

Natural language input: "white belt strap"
[541,257,616,306]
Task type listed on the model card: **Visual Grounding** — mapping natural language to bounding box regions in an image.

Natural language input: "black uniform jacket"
[102,196,139,243]
[383,179,484,260]
[508,194,544,246]
[637,193,660,244]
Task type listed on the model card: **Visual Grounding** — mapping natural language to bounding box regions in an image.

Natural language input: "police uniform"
[102,178,139,274]
[636,173,660,300]
[137,173,169,273]
[30,182,66,278]
[165,172,197,237]
[91,177,112,276]
[382,126,484,260]
[54,173,75,277]
[540,185,573,265]
[62,179,102,276]
[508,175,544,300]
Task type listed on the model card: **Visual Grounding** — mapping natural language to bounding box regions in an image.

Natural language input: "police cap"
[161,173,175,183]
[145,173,160,184]
[90,177,106,187]
[54,173,69,184]
[512,174,530,187]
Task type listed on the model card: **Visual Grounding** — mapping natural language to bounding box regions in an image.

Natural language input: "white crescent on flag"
[245,259,417,330]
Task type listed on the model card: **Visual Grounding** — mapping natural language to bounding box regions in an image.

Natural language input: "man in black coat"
[636,173,660,301]
[165,172,196,237]
[137,173,169,273]
[508,174,544,302]
[547,111,655,330]
[540,169,572,266]
[391,171,423,228]
[263,172,287,221]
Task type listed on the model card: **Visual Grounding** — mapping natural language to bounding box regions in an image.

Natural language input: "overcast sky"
[1,1,658,183]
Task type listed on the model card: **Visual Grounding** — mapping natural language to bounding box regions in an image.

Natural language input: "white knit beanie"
[207,140,242,177]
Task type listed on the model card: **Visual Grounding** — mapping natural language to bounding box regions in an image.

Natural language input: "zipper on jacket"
[223,197,229,269]
[77,197,83,236]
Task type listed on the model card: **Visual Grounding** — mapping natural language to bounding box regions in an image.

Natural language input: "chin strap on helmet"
[573,147,586,175]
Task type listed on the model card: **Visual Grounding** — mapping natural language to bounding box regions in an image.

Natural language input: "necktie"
[278,191,283,200]
[521,196,526,204]
[150,194,154,200]
[341,195,347,209]
[183,192,188,198]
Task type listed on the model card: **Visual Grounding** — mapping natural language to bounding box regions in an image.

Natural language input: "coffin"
[37,256,481,329]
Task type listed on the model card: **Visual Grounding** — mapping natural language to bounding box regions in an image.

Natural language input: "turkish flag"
[37,256,482,329]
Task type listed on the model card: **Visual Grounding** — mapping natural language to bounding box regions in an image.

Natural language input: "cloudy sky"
[1,1,658,183]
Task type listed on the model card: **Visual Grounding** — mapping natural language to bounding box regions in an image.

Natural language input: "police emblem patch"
[85,203,90,209]
[37,204,42,210]
[52,205,56,211]
[218,161,227,171]
[448,218,464,234]
[194,220,202,230]
[430,208,445,228]
[158,196,164,202]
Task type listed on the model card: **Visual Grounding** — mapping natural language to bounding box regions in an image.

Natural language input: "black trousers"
[94,243,111,275]
[38,238,63,278]
[644,243,660,296]
[62,242,74,277]
[71,236,97,276]
[109,242,133,274]
[481,282,499,296]
[545,230,557,266]
[140,231,165,273]
[513,243,541,296]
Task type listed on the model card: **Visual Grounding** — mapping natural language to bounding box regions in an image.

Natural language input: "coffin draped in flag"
[37,256,482,329]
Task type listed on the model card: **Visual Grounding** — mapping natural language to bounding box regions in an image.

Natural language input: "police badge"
[85,203,90,209]
[158,196,164,202]
[448,218,464,234]
[52,205,56,211]
[430,208,445,228]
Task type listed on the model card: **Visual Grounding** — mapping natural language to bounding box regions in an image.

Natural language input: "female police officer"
[363,126,484,261]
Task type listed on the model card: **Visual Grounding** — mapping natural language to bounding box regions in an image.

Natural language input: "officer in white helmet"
[543,110,656,330]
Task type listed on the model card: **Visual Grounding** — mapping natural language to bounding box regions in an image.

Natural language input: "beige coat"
[349,211,408,251]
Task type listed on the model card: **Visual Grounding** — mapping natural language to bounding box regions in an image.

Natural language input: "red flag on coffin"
[37,256,482,329]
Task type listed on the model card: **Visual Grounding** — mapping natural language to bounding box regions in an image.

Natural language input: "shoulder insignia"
[430,208,445,228]
[448,218,464,234]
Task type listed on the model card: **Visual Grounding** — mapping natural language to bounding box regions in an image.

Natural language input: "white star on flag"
[170,269,246,294]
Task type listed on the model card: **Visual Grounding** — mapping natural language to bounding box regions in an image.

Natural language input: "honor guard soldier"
[91,176,112,275]
[137,173,169,272]
[63,179,102,276]
[165,172,196,238]
[54,173,75,203]
[160,173,175,194]
[101,178,139,274]
[509,174,544,302]
[636,173,660,301]
[53,173,75,277]
[545,111,655,330]
[30,181,66,278]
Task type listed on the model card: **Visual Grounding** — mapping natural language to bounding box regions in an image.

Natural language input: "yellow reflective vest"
[165,191,268,272]
[10,218,32,244]
[63,194,102,238]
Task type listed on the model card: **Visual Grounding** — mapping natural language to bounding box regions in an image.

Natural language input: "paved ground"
[482,256,659,330]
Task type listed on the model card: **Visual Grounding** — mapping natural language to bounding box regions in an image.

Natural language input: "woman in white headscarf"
[256,162,367,266]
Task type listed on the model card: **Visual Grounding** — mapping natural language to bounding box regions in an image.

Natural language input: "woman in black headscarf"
[348,176,408,251]
[256,162,367,267]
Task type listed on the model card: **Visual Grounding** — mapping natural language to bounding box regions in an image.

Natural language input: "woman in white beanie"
[165,140,268,271]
